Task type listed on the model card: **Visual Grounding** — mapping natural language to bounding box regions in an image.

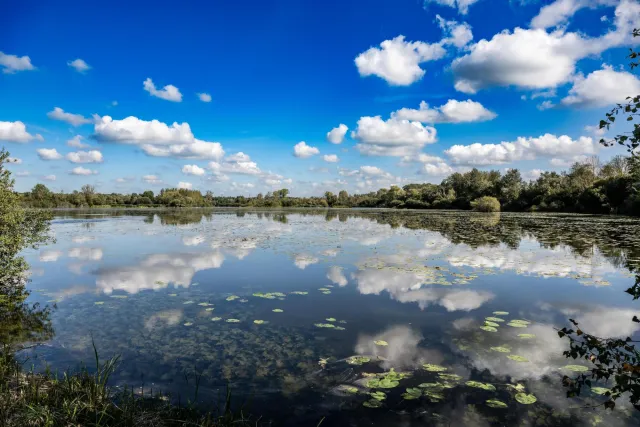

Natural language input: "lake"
[22,209,640,426]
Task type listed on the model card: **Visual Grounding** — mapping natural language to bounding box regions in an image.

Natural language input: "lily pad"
[377,378,400,389]
[401,387,422,400]
[480,325,498,332]
[493,311,509,316]
[590,387,610,395]
[507,355,529,362]
[509,319,530,325]
[438,373,462,381]
[346,356,370,365]
[205,307,214,312]
[226,318,240,323]
[374,340,389,346]
[424,390,445,402]
[518,333,536,339]
[423,364,447,372]
[253,320,266,324]
[369,391,386,401]
[94,301,104,305]
[363,399,382,408]
[272,309,284,313]
[197,302,209,306]
[183,300,194,305]
[484,321,500,327]
[168,294,177,297]
[211,317,222,321]
[322,291,331,294]
[486,399,508,408]
[318,288,330,291]
[326,317,336,322]
[183,322,193,326]
[507,383,526,392]
[314,323,336,328]
[563,365,590,372]
[485,317,505,322]
[335,326,346,331]
[225,295,239,301]
[490,346,511,353]
[466,381,496,391]
[506,321,528,328]
[339,385,359,394]
[515,393,537,404]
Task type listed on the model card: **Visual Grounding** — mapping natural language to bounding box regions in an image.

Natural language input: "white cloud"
[197,93,212,102]
[293,141,320,158]
[423,0,480,15]
[352,116,437,156]
[93,115,225,161]
[452,1,640,94]
[584,125,606,137]
[43,174,56,181]
[70,166,98,175]
[37,148,63,161]
[323,154,339,163]
[182,164,206,176]
[522,168,544,181]
[0,51,35,73]
[208,152,262,176]
[47,107,93,126]
[360,165,389,176]
[178,181,193,190]
[401,153,455,176]
[143,77,182,102]
[16,171,30,177]
[355,35,447,86]
[230,182,255,190]
[327,266,348,286]
[445,134,598,165]
[7,157,22,164]
[436,14,473,48]
[561,65,640,107]
[326,123,348,144]
[66,150,103,163]
[67,135,91,149]
[143,175,162,185]
[537,100,555,110]
[67,58,91,73]
[0,121,43,143]
[530,0,614,29]
[393,99,496,123]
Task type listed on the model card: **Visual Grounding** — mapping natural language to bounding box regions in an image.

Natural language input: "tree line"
[18,154,640,216]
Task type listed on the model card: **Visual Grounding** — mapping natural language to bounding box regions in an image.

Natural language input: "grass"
[0,342,256,427]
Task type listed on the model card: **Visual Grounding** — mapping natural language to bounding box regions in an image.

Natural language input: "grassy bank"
[0,346,255,427]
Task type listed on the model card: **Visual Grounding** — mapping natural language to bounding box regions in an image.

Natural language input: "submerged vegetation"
[16,154,640,216]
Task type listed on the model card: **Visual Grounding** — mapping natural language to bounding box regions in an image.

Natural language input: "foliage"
[470,196,500,212]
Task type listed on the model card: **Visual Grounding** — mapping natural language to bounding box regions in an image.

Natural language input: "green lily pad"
[225,295,239,301]
[509,319,530,325]
[486,399,508,408]
[515,393,537,404]
[318,288,330,291]
[563,365,590,372]
[197,302,209,306]
[507,383,526,392]
[168,294,177,297]
[346,356,370,365]
[590,387,610,395]
[94,301,104,305]
[506,322,527,328]
[335,326,346,330]
[374,340,389,346]
[205,307,214,311]
[326,317,336,322]
[226,318,240,323]
[183,322,193,326]
[507,355,529,362]
[518,333,536,339]
[377,378,400,389]
[493,311,509,316]
[465,381,496,391]
[369,391,386,401]
[485,317,505,322]
[211,317,222,321]
[438,373,462,381]
[322,291,331,294]
[490,346,511,353]
[314,323,336,328]
[401,387,422,400]
[183,300,194,304]
[272,309,283,313]
[339,385,359,394]
[424,390,445,402]
[480,325,498,332]
[423,364,447,372]
[253,320,266,324]
[484,321,500,327]
[363,399,382,408]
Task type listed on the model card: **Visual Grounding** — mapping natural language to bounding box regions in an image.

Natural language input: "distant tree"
[470,196,500,212]
[325,191,337,207]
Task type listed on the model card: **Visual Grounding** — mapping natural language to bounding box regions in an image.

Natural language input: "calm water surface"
[22,209,640,426]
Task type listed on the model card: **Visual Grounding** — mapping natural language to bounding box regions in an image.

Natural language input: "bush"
[470,196,501,212]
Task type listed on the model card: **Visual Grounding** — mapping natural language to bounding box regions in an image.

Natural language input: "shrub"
[470,196,501,212]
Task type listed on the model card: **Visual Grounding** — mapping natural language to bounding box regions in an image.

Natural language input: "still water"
[23,209,640,426]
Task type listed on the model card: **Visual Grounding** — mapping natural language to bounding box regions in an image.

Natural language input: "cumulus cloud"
[143,78,182,102]
[293,141,320,158]
[530,0,614,29]
[561,65,640,107]
[37,148,63,161]
[70,166,98,175]
[436,14,474,48]
[452,0,640,93]
[66,135,91,149]
[67,58,91,73]
[178,181,192,189]
[182,164,205,176]
[423,0,480,15]
[445,134,598,165]
[405,154,456,176]
[47,107,93,127]
[93,115,225,161]
[0,51,35,73]
[143,175,162,185]
[209,152,262,178]
[16,171,30,177]
[66,150,103,163]
[197,93,212,102]
[352,116,437,156]
[537,100,555,110]
[42,175,56,181]
[355,35,447,86]
[326,123,348,144]
[0,121,43,143]
[393,99,496,123]
[7,157,22,164]
[323,154,339,163]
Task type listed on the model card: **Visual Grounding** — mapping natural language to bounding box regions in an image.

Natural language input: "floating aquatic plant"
[183,300,194,305]
[374,340,388,346]
[326,318,336,322]
[94,301,104,305]
[335,326,346,331]
[318,288,330,291]
[183,322,193,326]
[197,302,209,306]
[272,309,283,313]
[485,317,504,322]
[423,390,445,402]
[401,388,422,400]
[493,311,509,316]
[322,291,331,294]
[205,307,214,312]
[518,333,536,339]
[590,387,610,395]
[363,399,382,408]
[506,321,527,328]
[168,293,177,297]
[338,385,358,394]
[515,393,537,404]
[369,391,386,401]
[211,317,222,321]
[346,356,370,365]
[225,295,239,301]
[484,321,500,327]
[563,365,590,372]
[465,381,496,391]
[314,323,336,328]
[253,320,266,324]
[507,355,529,362]
[480,325,498,332]
[486,399,508,408]
[423,364,447,372]
[226,319,240,323]
[438,373,461,381]
[490,346,511,353]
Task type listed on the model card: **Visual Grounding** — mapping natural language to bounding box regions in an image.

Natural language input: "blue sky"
[1,0,639,195]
